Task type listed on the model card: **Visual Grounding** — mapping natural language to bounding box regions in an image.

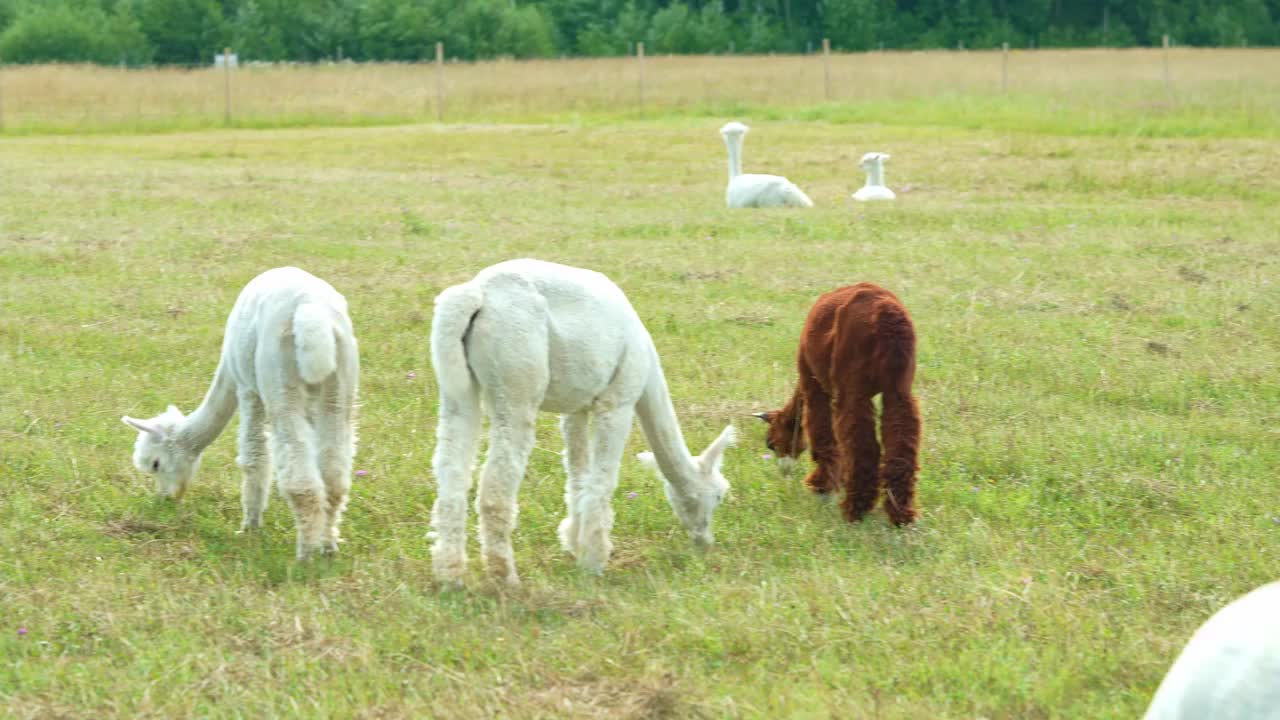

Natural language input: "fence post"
[1162,34,1171,95]
[0,54,5,133]
[435,41,445,121]
[1001,42,1009,93]
[637,41,645,110]
[822,38,831,101]
[223,47,232,126]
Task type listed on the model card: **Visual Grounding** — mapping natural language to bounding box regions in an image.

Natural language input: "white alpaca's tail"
[430,282,485,398]
[293,303,337,384]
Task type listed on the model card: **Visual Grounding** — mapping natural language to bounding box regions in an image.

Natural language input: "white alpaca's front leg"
[236,391,271,532]
[576,407,633,575]
[430,392,482,585]
[557,411,592,558]
[476,408,536,587]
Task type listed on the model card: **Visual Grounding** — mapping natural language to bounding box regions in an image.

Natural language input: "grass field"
[2,51,1279,718]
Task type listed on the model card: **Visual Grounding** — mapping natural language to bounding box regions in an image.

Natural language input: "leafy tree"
[1,0,1277,65]
[357,0,442,60]
[0,0,16,36]
[649,2,698,52]
[443,0,555,59]
[136,0,227,64]
[0,2,151,64]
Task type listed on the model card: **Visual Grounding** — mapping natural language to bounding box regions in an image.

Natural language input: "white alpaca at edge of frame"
[1143,582,1280,720]
[429,258,736,586]
[853,152,896,202]
[122,267,359,561]
[719,121,814,208]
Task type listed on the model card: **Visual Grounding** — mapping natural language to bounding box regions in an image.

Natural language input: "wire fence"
[0,42,1276,133]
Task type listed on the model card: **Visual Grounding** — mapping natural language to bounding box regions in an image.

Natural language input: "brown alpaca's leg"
[836,393,880,522]
[800,371,838,495]
[879,389,921,525]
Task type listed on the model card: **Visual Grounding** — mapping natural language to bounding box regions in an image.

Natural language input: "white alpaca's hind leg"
[557,411,592,558]
[236,391,271,532]
[430,387,482,585]
[476,406,536,586]
[271,416,327,561]
[316,398,355,555]
[576,407,633,575]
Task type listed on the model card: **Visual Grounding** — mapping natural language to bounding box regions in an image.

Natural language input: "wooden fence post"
[822,38,831,101]
[1162,34,1172,95]
[637,42,646,110]
[222,47,233,126]
[435,41,445,121]
[1001,42,1009,93]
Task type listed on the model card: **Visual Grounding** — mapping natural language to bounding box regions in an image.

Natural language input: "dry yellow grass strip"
[0,47,1276,133]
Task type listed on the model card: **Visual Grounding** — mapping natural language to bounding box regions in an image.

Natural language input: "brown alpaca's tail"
[875,302,921,525]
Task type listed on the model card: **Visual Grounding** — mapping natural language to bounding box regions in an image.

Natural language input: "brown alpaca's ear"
[751,412,773,423]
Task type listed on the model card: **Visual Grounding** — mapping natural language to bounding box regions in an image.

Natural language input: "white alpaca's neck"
[864,163,886,187]
[176,361,238,453]
[635,355,701,488]
[724,135,743,179]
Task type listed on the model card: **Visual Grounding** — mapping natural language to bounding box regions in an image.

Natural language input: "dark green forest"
[0,0,1275,66]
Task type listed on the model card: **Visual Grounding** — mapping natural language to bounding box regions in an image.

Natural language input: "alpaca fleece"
[762,283,921,525]
[122,267,359,560]
[429,258,735,586]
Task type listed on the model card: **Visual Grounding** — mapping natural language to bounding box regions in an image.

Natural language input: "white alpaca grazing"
[122,267,359,560]
[1144,582,1280,720]
[720,121,814,208]
[429,259,736,586]
[852,152,896,202]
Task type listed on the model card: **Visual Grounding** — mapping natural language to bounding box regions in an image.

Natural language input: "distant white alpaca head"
[638,425,735,547]
[719,121,749,140]
[859,152,890,173]
[121,406,201,500]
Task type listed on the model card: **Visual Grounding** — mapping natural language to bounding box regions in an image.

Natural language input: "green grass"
[1,105,1278,718]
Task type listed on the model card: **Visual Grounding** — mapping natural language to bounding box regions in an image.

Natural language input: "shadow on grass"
[103,493,355,587]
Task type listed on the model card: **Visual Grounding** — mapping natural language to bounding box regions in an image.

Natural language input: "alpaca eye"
[152,459,160,471]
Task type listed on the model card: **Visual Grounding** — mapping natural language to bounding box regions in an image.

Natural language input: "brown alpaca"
[756,283,922,525]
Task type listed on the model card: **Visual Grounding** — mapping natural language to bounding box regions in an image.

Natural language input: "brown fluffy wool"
[759,283,922,525]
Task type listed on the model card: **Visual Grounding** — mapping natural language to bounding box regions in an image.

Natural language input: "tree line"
[0,0,1275,67]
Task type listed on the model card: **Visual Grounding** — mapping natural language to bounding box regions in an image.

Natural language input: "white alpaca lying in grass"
[429,258,736,586]
[122,267,359,560]
[1144,582,1280,719]
[852,152,896,202]
[720,121,814,208]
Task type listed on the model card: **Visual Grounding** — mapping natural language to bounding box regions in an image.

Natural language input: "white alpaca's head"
[121,405,201,500]
[720,122,749,179]
[719,121,749,140]
[638,425,735,547]
[859,152,890,173]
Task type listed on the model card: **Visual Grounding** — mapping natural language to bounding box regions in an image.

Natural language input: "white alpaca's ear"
[636,451,658,471]
[699,425,737,474]
[166,405,183,416]
[122,416,166,440]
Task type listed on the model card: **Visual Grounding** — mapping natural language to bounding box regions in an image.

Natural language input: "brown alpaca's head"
[753,406,806,458]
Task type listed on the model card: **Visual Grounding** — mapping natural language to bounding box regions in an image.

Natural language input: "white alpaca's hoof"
[557,517,580,557]
[296,545,322,562]
[432,546,467,586]
[483,554,520,587]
